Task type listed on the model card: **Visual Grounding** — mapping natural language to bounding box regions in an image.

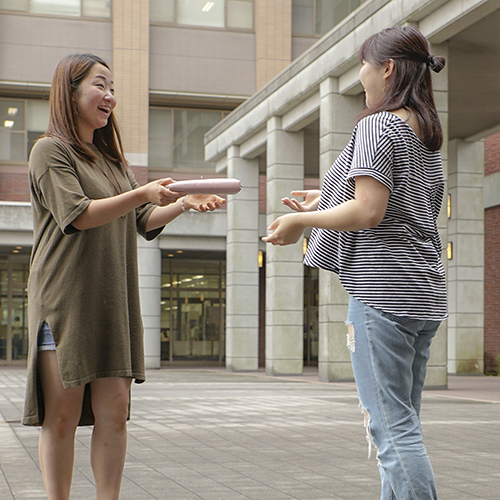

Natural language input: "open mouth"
[98,106,111,115]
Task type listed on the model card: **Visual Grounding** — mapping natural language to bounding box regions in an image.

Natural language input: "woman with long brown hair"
[23,53,225,500]
[264,26,446,499]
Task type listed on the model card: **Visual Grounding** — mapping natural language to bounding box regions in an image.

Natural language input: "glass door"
[0,254,29,362]
[161,257,225,363]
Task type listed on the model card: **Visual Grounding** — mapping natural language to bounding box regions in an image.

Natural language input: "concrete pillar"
[226,146,260,371]
[426,42,448,387]
[317,77,361,382]
[447,138,485,374]
[266,116,304,375]
[137,236,162,369]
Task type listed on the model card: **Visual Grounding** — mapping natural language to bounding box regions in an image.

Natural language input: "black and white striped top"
[304,111,447,320]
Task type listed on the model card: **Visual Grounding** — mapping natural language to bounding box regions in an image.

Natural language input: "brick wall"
[0,168,30,202]
[485,132,500,175]
[484,131,500,373]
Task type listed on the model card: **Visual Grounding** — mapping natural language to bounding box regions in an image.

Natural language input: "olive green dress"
[23,136,162,426]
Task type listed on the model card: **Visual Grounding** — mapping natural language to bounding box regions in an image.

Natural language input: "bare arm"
[262,176,390,246]
[72,178,181,231]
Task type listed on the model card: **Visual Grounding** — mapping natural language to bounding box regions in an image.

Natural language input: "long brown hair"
[43,53,127,165]
[358,26,445,151]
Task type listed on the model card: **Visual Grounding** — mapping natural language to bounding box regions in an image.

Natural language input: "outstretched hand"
[142,178,183,206]
[281,190,321,212]
[262,213,305,246]
[184,194,226,212]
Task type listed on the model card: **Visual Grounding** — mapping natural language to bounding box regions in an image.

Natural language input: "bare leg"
[38,351,85,500]
[90,377,132,500]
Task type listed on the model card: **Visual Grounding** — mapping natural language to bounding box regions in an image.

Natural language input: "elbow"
[71,213,92,231]
[364,208,385,229]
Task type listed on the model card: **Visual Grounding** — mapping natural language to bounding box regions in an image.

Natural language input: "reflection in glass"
[227,0,253,29]
[29,0,80,16]
[150,0,175,22]
[173,109,220,170]
[178,0,224,28]
[292,0,314,35]
[0,0,27,11]
[83,0,111,17]
[316,0,364,35]
[149,108,173,170]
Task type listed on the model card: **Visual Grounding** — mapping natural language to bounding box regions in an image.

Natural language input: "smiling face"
[73,63,116,143]
[359,59,388,109]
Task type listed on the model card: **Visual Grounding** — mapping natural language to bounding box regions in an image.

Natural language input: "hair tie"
[427,54,434,66]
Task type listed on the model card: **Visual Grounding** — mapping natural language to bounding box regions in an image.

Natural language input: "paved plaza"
[0,365,499,499]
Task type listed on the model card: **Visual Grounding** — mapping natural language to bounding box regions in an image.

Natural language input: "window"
[292,0,367,36]
[0,99,49,163]
[149,107,226,173]
[0,0,111,18]
[150,0,253,30]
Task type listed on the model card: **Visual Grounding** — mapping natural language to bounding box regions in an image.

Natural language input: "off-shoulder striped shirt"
[304,111,447,320]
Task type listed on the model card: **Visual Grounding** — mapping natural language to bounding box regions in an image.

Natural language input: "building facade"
[1,1,499,382]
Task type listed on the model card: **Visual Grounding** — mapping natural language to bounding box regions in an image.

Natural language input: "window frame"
[148,105,228,175]
[0,0,111,19]
[149,0,254,32]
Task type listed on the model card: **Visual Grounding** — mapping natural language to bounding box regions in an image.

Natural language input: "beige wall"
[255,0,292,89]
[0,13,112,85]
[150,25,256,96]
[112,0,150,165]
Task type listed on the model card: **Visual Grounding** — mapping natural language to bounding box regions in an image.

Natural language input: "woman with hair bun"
[264,26,446,500]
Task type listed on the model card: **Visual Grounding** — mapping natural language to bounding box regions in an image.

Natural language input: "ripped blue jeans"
[347,295,440,500]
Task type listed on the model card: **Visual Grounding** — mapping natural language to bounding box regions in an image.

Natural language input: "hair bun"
[427,54,446,73]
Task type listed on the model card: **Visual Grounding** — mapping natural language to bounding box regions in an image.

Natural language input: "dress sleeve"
[347,115,394,192]
[125,168,165,241]
[30,139,91,235]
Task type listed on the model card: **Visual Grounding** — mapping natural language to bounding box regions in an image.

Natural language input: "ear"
[383,59,395,80]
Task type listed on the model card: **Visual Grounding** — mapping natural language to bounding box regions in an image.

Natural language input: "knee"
[43,408,80,438]
[93,394,129,431]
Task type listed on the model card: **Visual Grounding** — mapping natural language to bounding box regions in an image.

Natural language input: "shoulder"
[357,111,400,133]
[30,136,77,163]
[354,112,405,147]
[30,136,81,170]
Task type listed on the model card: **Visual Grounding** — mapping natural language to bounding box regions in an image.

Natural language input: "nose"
[104,92,116,107]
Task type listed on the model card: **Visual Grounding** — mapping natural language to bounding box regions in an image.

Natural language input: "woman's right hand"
[281,190,321,212]
[141,178,183,206]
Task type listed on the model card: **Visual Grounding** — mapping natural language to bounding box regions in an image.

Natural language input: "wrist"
[180,196,187,213]
[294,212,307,229]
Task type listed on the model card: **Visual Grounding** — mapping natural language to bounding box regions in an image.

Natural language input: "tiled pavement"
[0,365,499,499]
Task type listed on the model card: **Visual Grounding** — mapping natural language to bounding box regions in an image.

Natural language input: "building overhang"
[205,0,500,164]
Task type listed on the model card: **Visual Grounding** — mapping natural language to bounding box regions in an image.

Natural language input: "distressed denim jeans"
[346,295,441,500]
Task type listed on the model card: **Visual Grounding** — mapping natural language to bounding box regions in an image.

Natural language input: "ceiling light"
[4,120,14,128]
[202,1,214,12]
[7,107,18,115]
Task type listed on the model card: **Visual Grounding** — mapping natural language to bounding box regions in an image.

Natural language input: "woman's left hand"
[262,213,304,246]
[184,194,226,212]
